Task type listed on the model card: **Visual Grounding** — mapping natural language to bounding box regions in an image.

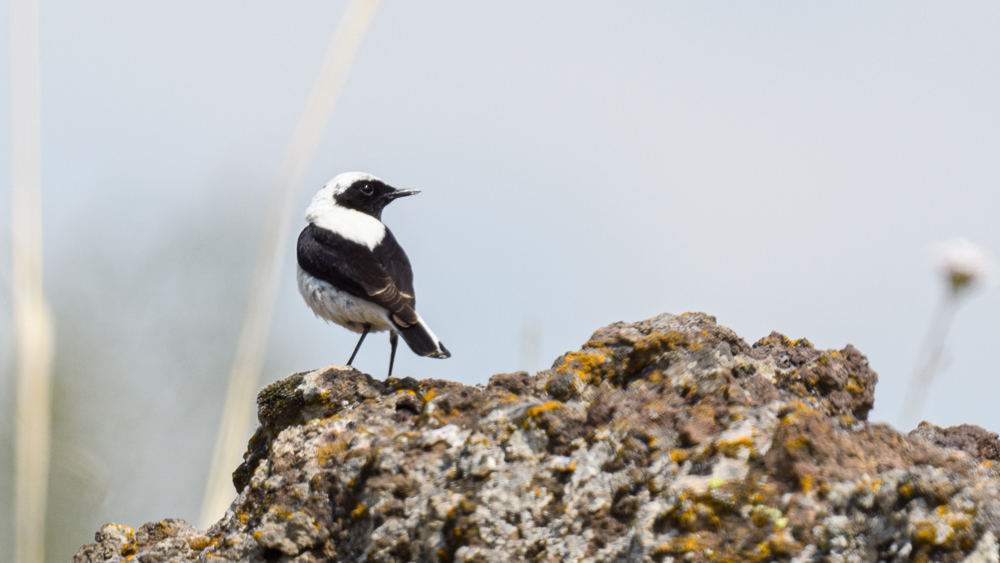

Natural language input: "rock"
[75,312,1000,562]
[911,422,1000,464]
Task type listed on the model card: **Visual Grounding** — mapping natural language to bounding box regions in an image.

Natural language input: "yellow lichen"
[187,535,216,551]
[798,475,814,493]
[553,460,577,473]
[632,331,688,367]
[768,532,799,556]
[654,532,710,557]
[524,401,565,423]
[783,435,811,455]
[556,350,611,385]
[750,505,784,528]
[665,495,721,532]
[274,508,293,520]
[911,520,941,546]
[715,436,754,458]
[316,441,348,466]
[899,483,915,499]
[845,374,865,394]
[105,524,137,556]
[749,542,771,563]
[351,503,369,520]
[670,449,692,463]
[908,506,972,550]
[779,402,813,425]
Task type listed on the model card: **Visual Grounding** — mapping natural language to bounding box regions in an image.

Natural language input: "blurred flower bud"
[932,238,997,294]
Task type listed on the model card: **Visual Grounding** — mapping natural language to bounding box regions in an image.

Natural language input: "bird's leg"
[388,331,399,378]
[347,324,371,366]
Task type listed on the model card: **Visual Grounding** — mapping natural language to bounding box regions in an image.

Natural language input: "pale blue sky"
[1,1,999,558]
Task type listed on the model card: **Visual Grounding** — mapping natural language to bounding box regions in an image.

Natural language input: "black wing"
[297,224,418,326]
[372,228,415,308]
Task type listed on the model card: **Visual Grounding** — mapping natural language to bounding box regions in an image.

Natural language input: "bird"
[296,172,450,377]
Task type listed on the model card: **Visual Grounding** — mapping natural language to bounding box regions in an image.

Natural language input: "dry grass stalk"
[10,0,56,561]
[200,0,382,529]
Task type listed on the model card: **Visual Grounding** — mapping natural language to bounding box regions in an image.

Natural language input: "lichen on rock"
[75,312,1000,562]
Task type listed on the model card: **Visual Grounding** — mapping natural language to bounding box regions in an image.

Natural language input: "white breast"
[297,267,392,333]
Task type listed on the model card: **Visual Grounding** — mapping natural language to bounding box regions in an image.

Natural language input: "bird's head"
[308,172,419,222]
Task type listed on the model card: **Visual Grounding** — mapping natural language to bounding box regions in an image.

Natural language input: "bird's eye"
[360,184,374,196]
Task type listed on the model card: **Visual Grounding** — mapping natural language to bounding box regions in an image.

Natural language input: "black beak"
[384,188,420,201]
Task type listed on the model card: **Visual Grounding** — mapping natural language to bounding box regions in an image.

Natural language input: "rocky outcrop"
[75,312,1000,562]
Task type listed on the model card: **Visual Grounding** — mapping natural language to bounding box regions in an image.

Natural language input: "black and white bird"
[296,172,450,377]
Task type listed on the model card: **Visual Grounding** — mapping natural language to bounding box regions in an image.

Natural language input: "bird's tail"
[396,314,450,358]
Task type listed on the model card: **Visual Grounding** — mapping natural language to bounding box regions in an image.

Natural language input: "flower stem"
[899,291,960,430]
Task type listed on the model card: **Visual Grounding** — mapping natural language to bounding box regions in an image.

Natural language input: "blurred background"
[0,1,999,560]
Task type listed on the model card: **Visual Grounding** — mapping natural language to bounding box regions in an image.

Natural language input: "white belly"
[297,266,392,333]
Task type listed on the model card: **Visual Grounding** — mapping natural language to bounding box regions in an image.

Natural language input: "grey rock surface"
[74,313,1000,562]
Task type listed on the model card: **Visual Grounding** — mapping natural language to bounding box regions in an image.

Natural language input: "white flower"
[932,238,998,293]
